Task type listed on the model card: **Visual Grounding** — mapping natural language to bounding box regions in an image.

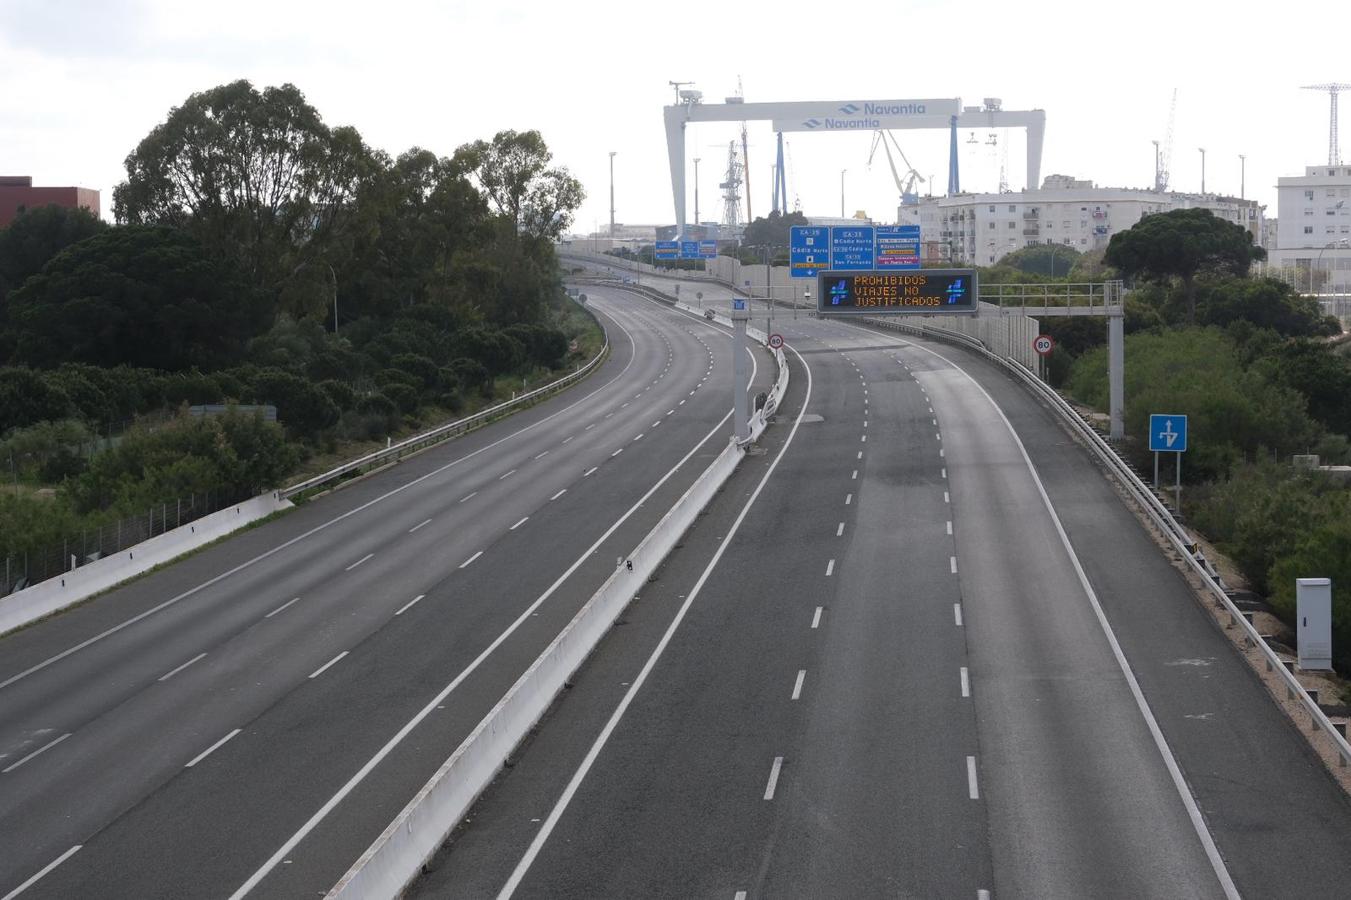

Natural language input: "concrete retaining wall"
[0,492,292,636]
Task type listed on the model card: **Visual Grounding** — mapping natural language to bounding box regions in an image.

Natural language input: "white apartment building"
[916,176,1265,267]
[1266,164,1351,295]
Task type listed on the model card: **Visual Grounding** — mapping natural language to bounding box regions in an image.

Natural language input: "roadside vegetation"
[0,80,596,579]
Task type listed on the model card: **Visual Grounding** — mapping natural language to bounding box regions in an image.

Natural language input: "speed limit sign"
[768,333,784,350]
[1033,334,1055,356]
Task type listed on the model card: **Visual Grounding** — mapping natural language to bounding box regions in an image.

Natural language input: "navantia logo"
[803,118,821,129]
[838,103,860,115]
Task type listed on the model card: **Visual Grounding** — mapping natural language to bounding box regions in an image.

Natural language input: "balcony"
[1022,211,1039,219]
[1022,227,1040,236]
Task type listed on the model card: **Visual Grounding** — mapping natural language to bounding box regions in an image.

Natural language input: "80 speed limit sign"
[1033,334,1055,356]
[768,333,784,350]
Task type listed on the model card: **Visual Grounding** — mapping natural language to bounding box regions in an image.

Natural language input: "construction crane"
[867,130,926,219]
[1302,82,1351,165]
[718,140,744,235]
[1155,88,1177,192]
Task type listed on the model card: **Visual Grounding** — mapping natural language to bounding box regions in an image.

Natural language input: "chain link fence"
[2,487,249,596]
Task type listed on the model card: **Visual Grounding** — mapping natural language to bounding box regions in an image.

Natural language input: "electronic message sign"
[816,270,977,315]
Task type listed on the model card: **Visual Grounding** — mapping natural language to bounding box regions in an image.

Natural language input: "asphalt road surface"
[0,286,772,898]
[414,269,1351,900]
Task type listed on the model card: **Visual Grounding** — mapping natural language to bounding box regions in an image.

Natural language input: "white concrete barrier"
[0,492,292,636]
[327,315,793,900]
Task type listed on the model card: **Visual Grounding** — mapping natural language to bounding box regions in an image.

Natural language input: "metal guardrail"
[853,312,1351,768]
[279,309,610,501]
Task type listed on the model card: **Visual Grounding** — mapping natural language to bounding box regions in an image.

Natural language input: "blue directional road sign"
[680,240,700,259]
[698,240,718,259]
[655,241,678,260]
[875,225,921,269]
[789,226,830,278]
[1148,414,1188,453]
[830,225,875,270]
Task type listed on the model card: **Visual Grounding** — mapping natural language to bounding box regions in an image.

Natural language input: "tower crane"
[868,130,926,219]
[1155,88,1177,192]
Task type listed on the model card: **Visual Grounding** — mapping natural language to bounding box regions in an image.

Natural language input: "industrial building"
[1265,163,1351,295]
[0,175,100,227]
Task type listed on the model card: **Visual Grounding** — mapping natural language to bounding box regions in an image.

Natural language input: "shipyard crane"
[868,130,926,218]
[1155,88,1177,192]
[1302,82,1351,165]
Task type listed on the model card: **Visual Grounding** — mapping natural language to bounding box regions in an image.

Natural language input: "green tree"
[742,210,809,252]
[0,204,108,299]
[1105,208,1265,324]
[113,80,374,297]
[453,130,584,239]
[4,225,269,370]
[1191,277,1338,337]
[996,243,1081,278]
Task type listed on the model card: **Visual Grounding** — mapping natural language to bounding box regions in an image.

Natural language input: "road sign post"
[731,297,751,441]
[1148,414,1188,509]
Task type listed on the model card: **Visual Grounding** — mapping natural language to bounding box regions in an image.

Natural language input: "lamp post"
[1314,237,1350,295]
[693,157,701,227]
[1239,154,1246,199]
[840,169,847,218]
[608,151,616,237]
[1198,147,1206,195]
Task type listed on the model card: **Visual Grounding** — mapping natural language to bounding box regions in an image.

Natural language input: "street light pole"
[1198,147,1206,195]
[693,157,701,228]
[608,151,616,237]
[840,169,847,218]
[1239,154,1246,200]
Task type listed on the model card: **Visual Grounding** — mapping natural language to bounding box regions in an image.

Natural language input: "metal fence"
[2,487,248,596]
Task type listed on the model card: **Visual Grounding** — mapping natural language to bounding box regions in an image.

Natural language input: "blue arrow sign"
[1148,414,1188,453]
[790,226,830,278]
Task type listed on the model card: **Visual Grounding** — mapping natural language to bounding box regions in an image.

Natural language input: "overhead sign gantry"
[664,93,1047,239]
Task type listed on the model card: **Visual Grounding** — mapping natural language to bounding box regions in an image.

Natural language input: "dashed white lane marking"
[2,844,82,897]
[459,551,483,569]
[978,891,992,900]
[845,493,852,505]
[651,421,662,427]
[185,728,241,767]
[611,448,624,458]
[395,595,425,616]
[309,651,348,679]
[583,466,598,477]
[960,667,971,698]
[811,607,823,629]
[534,451,549,460]
[409,518,432,533]
[954,603,964,626]
[265,597,300,618]
[861,435,867,443]
[585,423,596,430]
[836,522,844,536]
[633,434,644,442]
[605,412,614,419]
[764,756,784,800]
[947,520,953,535]
[863,420,868,428]
[679,399,686,405]
[620,403,629,409]
[2,732,72,774]
[940,448,945,458]
[857,451,863,460]
[562,436,574,444]
[825,559,835,576]
[792,670,806,700]
[459,492,478,503]
[936,433,942,441]
[499,469,517,480]
[735,892,748,900]
[550,489,567,501]
[158,652,207,682]
[851,469,858,480]
[950,556,958,574]
[510,517,529,531]
[944,491,950,503]
[345,553,374,572]
[942,467,947,479]
[967,756,980,799]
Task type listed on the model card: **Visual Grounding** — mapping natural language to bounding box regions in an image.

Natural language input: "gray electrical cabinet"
[1297,578,1333,671]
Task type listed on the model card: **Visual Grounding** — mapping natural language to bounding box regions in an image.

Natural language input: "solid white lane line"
[1,845,82,899]
[510,517,529,531]
[550,489,567,501]
[459,492,478,503]
[836,522,844,536]
[309,651,349,679]
[611,448,624,458]
[562,436,574,444]
[967,756,980,799]
[825,559,835,576]
[845,493,852,505]
[408,518,432,533]
[534,451,549,460]
[811,606,823,629]
[459,551,483,569]
[395,595,425,616]
[583,466,598,477]
[345,553,374,571]
[960,667,971,698]
[2,732,72,774]
[792,670,806,700]
[264,597,300,618]
[158,653,206,682]
[764,756,785,800]
[499,469,517,480]
[242,400,751,900]
[186,728,241,767]
[947,520,953,535]
[950,556,958,574]
[954,603,963,626]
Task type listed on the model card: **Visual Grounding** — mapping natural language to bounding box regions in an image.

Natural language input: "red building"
[0,176,100,227]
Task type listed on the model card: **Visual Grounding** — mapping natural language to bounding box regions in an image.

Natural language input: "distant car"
[704,309,716,320]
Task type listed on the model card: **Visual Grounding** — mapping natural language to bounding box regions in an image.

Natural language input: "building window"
[988,221,995,229]
[1305,190,1315,200]
[1306,209,1314,216]
[1008,221,1015,229]
[989,205,996,212]
[1009,204,1016,212]
[1305,225,1314,234]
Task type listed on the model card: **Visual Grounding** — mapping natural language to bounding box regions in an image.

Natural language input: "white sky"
[1,0,1341,232]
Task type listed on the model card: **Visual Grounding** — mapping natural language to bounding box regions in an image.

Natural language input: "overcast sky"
[1,0,1340,233]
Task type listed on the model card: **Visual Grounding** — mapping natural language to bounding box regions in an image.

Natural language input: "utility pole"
[1198,147,1206,195]
[1239,154,1246,199]
[693,157,701,227]
[1152,140,1160,191]
[608,151,616,237]
[840,169,847,218]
